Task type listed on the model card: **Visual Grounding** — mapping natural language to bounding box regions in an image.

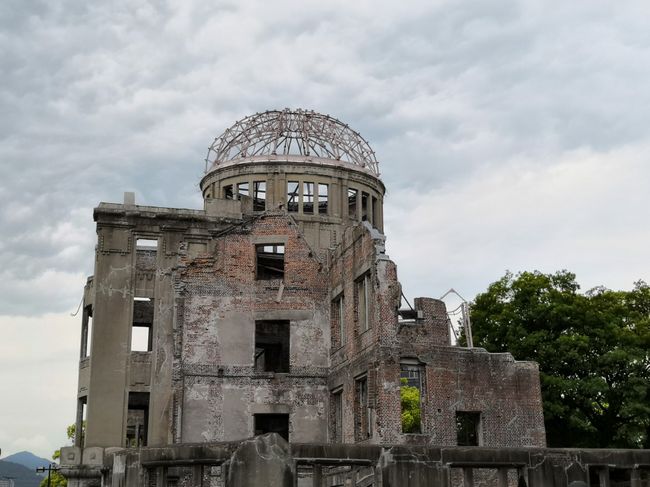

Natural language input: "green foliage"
[39,470,67,487]
[400,378,422,433]
[470,270,650,448]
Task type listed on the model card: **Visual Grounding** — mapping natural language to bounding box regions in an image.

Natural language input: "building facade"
[70,110,546,462]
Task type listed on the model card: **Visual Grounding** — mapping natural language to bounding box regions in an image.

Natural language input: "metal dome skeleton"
[205,109,380,176]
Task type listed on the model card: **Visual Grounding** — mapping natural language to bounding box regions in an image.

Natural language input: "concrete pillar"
[155,467,167,487]
[227,434,293,487]
[191,465,203,487]
[148,231,175,446]
[312,465,322,487]
[373,465,383,487]
[462,467,474,487]
[85,225,134,448]
[497,468,508,487]
[598,468,610,487]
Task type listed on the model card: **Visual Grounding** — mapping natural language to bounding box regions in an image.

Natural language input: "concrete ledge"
[82,447,105,466]
[60,446,82,466]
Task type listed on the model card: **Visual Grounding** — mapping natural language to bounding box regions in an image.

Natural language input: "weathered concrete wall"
[85,223,134,447]
[61,440,650,487]
[83,202,242,448]
[173,213,330,443]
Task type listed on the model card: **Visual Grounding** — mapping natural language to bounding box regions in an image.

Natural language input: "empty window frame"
[254,413,289,441]
[348,188,358,219]
[318,183,328,215]
[331,294,345,347]
[223,184,234,200]
[131,298,154,352]
[80,306,93,358]
[237,182,249,198]
[361,192,369,221]
[254,320,290,373]
[287,181,299,212]
[126,392,149,447]
[136,238,158,250]
[354,375,370,441]
[256,244,285,280]
[303,182,314,214]
[75,396,87,447]
[356,273,370,332]
[253,181,266,211]
[456,411,481,446]
[331,389,343,442]
[371,196,378,227]
[400,363,423,434]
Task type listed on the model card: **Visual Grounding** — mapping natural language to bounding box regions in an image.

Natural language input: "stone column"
[227,434,294,487]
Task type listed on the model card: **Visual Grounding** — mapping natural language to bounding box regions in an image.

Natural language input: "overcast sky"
[1,0,649,460]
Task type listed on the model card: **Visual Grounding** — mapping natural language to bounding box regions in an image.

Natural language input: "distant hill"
[2,452,51,471]
[0,460,42,487]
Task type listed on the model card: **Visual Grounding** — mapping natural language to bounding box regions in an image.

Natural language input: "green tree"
[39,470,67,487]
[400,378,422,433]
[470,271,650,448]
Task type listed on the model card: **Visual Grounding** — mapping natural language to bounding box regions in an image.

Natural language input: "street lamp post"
[36,464,59,487]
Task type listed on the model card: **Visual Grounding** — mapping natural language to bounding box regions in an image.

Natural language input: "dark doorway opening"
[127,392,149,447]
[254,320,290,372]
[254,414,289,441]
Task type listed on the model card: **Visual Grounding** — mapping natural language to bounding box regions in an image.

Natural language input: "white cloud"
[386,143,650,301]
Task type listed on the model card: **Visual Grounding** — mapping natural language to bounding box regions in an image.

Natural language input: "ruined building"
[61,110,566,486]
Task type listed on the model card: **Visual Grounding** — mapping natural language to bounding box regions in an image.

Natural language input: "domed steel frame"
[205,109,380,176]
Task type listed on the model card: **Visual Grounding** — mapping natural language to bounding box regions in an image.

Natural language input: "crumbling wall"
[173,213,330,443]
[326,221,546,448]
[420,347,546,447]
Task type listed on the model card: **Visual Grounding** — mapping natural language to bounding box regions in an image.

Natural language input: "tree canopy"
[469,270,650,448]
[400,378,422,434]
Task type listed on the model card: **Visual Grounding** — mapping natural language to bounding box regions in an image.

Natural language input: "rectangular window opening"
[361,192,369,221]
[456,411,481,446]
[354,376,370,441]
[331,389,343,443]
[609,468,632,485]
[400,364,423,434]
[127,392,149,447]
[287,181,299,212]
[223,184,234,200]
[136,238,158,250]
[237,182,249,198]
[131,298,154,352]
[254,413,289,441]
[356,274,370,332]
[318,184,328,215]
[256,244,285,280]
[253,181,266,211]
[331,295,345,347]
[303,182,314,214]
[75,396,87,447]
[371,196,378,227]
[80,306,93,358]
[254,320,290,373]
[348,188,358,219]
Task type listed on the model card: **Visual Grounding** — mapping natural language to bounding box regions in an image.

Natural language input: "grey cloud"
[1,0,649,317]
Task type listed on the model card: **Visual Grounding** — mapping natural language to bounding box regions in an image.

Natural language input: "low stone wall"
[60,435,650,487]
